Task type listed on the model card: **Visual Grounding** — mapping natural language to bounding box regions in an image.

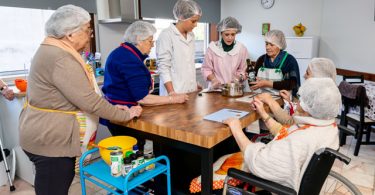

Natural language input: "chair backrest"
[343,75,364,84]
[298,148,337,195]
[339,81,367,125]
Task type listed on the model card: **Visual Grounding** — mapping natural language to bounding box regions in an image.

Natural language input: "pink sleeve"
[235,45,250,77]
[201,48,215,81]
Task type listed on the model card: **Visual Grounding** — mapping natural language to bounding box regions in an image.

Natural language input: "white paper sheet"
[203,108,249,123]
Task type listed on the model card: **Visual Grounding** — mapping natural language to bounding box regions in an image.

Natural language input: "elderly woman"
[157,0,202,96]
[250,30,300,96]
[258,58,337,125]
[201,16,250,90]
[19,5,141,195]
[0,79,14,100]
[224,78,341,191]
[102,21,188,136]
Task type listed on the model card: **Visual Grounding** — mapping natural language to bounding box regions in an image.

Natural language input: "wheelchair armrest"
[227,168,297,195]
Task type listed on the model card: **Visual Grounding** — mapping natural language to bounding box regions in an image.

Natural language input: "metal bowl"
[222,83,244,97]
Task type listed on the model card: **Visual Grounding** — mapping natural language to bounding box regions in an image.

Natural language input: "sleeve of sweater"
[52,55,131,122]
[201,48,215,81]
[243,138,308,189]
[272,105,295,126]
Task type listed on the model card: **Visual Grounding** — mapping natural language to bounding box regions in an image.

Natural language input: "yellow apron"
[24,64,101,172]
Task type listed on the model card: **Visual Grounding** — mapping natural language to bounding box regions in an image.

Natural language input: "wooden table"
[115,92,261,194]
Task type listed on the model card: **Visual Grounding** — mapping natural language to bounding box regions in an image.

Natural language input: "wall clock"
[261,0,275,9]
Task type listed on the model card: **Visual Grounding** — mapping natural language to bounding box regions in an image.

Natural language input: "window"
[145,18,209,63]
[0,6,54,75]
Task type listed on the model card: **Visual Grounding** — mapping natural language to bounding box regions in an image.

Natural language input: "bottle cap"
[125,151,134,158]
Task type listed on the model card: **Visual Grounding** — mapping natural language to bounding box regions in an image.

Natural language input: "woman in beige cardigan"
[19,5,142,195]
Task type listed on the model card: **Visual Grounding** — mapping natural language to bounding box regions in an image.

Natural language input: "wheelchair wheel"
[320,171,362,195]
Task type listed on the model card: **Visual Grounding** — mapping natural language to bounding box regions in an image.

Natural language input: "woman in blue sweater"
[102,21,188,135]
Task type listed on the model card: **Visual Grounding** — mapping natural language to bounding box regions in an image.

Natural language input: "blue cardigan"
[102,42,151,107]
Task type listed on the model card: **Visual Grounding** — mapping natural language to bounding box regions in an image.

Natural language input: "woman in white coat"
[156,0,202,96]
[201,16,249,90]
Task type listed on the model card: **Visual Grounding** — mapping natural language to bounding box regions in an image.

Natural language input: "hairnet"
[45,5,90,38]
[217,17,242,33]
[173,0,202,21]
[298,78,341,120]
[123,21,156,45]
[308,58,337,81]
[264,30,287,50]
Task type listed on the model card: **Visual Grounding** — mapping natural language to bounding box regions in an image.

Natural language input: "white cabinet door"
[286,37,319,83]
[296,58,310,83]
[286,37,319,59]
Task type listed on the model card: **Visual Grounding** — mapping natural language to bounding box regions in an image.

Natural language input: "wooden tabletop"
[115,92,266,149]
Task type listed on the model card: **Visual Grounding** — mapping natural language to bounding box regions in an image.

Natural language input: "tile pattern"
[1,133,375,195]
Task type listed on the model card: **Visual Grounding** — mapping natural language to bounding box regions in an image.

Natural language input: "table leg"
[201,149,213,195]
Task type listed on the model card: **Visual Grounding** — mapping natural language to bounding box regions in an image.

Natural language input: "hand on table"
[256,93,273,104]
[223,117,242,133]
[210,78,222,89]
[170,93,189,103]
[128,105,142,119]
[250,79,272,91]
[251,97,267,117]
[279,90,291,102]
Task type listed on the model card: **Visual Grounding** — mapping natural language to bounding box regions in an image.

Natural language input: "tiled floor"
[1,134,375,195]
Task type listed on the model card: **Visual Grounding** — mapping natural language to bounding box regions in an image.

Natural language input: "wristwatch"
[0,85,7,92]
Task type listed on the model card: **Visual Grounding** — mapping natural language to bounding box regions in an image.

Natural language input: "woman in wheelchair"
[224,78,341,191]
[256,57,337,126]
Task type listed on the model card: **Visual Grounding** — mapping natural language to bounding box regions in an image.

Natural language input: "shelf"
[83,159,168,191]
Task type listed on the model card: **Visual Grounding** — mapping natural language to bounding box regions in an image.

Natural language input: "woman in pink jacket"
[201,16,250,90]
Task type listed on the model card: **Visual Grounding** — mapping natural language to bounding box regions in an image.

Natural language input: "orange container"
[14,79,27,92]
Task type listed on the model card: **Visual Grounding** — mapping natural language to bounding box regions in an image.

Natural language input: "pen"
[228,110,242,113]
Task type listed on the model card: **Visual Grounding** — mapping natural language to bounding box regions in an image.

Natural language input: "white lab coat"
[156,24,197,96]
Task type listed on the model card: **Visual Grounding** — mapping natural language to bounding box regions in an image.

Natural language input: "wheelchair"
[223,147,361,195]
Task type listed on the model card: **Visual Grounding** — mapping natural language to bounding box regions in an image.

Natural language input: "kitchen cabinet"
[285,36,319,83]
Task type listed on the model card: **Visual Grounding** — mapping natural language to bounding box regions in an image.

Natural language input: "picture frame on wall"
[262,23,270,35]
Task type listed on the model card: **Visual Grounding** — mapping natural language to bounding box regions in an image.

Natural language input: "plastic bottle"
[122,157,133,179]
[132,144,139,154]
[136,151,145,173]
[247,59,256,87]
[143,139,153,155]
[130,153,139,177]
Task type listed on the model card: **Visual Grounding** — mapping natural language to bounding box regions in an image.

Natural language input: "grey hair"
[45,4,90,38]
[123,21,156,45]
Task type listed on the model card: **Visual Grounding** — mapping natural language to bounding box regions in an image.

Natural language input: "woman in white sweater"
[224,78,341,191]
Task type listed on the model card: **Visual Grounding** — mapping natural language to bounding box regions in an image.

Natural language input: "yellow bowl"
[98,136,137,165]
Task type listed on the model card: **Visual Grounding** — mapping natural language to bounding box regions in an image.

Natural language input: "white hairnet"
[217,17,242,33]
[264,30,287,50]
[298,78,341,120]
[173,0,202,21]
[45,5,90,38]
[123,21,156,45]
[308,58,337,81]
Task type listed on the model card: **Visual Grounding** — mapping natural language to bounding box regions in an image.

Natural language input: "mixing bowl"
[98,136,137,165]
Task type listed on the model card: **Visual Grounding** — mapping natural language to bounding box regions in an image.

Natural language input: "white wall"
[222,0,375,74]
[320,0,375,73]
[221,0,323,61]
[97,23,130,63]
